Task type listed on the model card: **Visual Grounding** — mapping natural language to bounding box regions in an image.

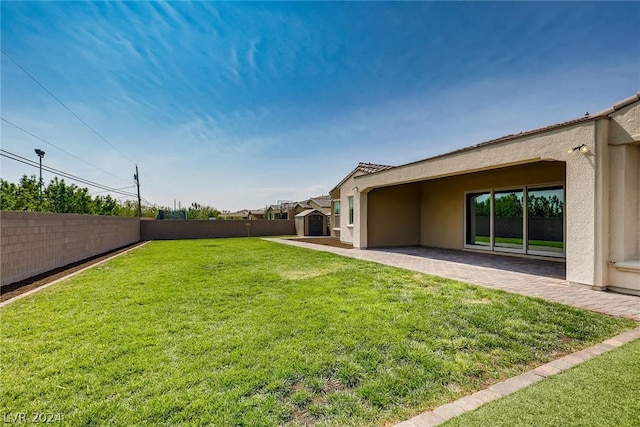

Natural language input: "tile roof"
[330,162,394,193]
[308,195,332,208]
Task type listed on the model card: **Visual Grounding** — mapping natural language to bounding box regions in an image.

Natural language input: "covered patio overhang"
[351,119,608,289]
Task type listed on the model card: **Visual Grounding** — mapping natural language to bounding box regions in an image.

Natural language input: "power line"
[1,149,138,198]
[90,185,136,195]
[1,48,136,165]
[1,117,130,184]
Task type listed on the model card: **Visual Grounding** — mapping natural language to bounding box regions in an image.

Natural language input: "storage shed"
[295,209,327,236]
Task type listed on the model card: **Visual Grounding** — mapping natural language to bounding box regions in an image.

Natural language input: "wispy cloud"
[2,1,638,211]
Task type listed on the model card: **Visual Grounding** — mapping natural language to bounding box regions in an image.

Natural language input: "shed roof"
[295,209,325,218]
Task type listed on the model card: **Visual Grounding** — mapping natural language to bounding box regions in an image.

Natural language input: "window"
[333,201,341,228]
[527,186,564,255]
[465,192,491,246]
[348,196,354,225]
[494,189,524,251]
[465,185,564,257]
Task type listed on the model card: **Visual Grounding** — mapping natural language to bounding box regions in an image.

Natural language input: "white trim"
[463,189,493,251]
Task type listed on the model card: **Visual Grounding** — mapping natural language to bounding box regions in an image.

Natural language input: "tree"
[187,202,220,220]
[0,175,41,211]
[43,178,94,214]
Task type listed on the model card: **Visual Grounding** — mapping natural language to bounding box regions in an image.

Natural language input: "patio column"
[565,127,600,289]
[353,188,368,249]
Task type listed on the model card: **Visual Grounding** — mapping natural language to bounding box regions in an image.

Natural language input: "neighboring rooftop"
[308,195,332,208]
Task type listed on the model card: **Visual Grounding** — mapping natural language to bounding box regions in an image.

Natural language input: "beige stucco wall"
[609,100,640,145]
[607,132,640,294]
[332,171,368,244]
[367,183,421,247]
[420,161,565,250]
[308,200,331,215]
[331,96,639,293]
[354,122,598,286]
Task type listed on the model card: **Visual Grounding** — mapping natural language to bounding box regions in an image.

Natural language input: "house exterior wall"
[308,200,331,214]
[354,122,599,287]
[367,183,421,247]
[330,95,639,294]
[419,161,565,250]
[609,100,640,145]
[1,211,140,287]
[331,171,367,243]
[607,137,640,294]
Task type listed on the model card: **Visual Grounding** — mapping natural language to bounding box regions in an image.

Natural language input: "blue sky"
[1,1,638,211]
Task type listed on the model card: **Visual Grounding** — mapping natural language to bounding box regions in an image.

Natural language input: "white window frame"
[463,182,565,258]
[333,200,341,230]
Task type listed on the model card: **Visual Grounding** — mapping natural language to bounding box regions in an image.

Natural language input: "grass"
[443,339,640,427]
[0,238,635,426]
[474,235,563,249]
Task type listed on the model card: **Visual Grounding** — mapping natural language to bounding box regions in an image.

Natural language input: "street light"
[34,148,45,201]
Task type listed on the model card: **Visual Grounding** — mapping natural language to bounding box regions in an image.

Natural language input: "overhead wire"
[2,48,166,201]
[1,149,138,198]
[1,117,130,184]
[1,48,136,165]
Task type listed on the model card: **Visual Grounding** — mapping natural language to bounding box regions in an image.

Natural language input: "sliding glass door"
[494,190,524,252]
[465,185,564,257]
[465,192,491,247]
[527,186,564,255]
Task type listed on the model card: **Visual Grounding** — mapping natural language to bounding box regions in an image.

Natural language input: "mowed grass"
[0,239,635,426]
[443,338,640,427]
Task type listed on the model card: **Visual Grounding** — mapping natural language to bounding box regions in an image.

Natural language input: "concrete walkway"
[269,239,640,321]
[268,238,640,426]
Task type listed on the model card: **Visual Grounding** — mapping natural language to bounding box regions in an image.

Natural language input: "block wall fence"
[140,219,295,240]
[1,212,295,287]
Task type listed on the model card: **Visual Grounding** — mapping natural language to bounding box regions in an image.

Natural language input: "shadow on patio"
[370,246,566,280]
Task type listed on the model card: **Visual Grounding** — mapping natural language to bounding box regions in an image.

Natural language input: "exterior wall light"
[567,144,590,154]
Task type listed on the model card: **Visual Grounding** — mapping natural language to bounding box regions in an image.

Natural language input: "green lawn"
[474,235,563,249]
[0,238,635,426]
[443,339,640,427]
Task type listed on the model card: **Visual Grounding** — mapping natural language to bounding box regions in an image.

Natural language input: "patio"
[271,238,640,321]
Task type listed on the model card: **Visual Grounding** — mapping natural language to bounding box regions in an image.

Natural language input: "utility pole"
[34,149,45,203]
[134,164,142,217]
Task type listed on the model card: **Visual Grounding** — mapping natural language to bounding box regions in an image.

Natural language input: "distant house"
[306,195,332,214]
[330,93,640,296]
[265,195,332,220]
[248,209,265,220]
[219,210,250,220]
[265,205,287,220]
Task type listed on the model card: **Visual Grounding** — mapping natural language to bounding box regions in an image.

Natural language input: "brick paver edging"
[0,241,150,308]
[393,327,640,427]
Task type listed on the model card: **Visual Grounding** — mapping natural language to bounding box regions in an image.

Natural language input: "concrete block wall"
[1,211,140,287]
[140,219,295,240]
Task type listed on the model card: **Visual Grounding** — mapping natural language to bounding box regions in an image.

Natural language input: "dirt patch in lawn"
[0,242,146,302]
[290,237,353,249]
